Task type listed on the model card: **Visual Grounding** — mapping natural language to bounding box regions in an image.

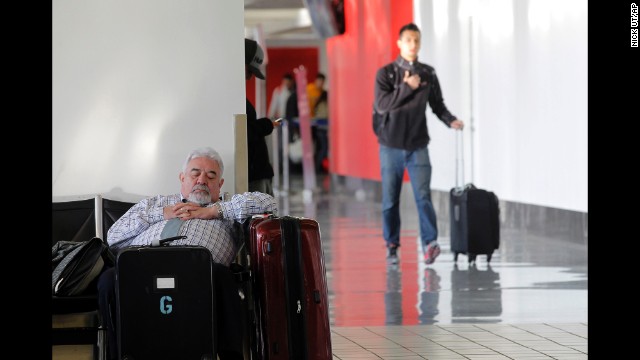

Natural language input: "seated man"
[97,146,277,360]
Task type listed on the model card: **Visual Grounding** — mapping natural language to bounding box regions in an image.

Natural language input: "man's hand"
[272,118,283,127]
[403,70,421,90]
[164,203,215,220]
[450,119,464,130]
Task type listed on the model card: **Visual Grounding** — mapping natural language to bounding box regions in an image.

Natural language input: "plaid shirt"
[107,192,277,266]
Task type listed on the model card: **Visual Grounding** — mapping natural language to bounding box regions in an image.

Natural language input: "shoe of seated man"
[386,245,399,265]
[424,241,441,265]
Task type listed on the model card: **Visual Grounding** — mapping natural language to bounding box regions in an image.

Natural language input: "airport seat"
[52,195,135,359]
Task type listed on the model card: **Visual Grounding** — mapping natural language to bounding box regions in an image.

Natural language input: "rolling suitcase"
[115,236,216,360]
[449,131,500,263]
[247,215,332,360]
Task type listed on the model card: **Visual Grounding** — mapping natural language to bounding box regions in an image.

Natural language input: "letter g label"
[160,295,173,314]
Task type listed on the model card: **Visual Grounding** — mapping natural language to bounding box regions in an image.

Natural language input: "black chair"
[52,197,97,247]
[52,196,105,359]
[100,196,136,242]
[52,195,136,359]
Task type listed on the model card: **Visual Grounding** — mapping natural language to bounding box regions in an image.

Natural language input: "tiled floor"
[282,173,588,359]
[53,173,588,359]
[331,324,587,359]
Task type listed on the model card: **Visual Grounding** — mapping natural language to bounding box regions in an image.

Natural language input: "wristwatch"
[214,202,224,219]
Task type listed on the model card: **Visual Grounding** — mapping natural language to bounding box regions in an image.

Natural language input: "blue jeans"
[379,144,438,248]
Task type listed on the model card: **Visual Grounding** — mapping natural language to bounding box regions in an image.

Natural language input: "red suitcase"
[247,215,332,359]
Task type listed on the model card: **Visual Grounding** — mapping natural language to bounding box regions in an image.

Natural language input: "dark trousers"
[97,263,244,360]
[313,126,328,172]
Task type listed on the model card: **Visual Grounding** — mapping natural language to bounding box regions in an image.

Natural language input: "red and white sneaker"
[424,242,441,264]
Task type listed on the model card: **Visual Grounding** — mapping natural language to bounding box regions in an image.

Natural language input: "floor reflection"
[384,264,442,325]
[276,174,588,327]
[451,263,501,323]
[418,267,440,324]
[384,264,402,324]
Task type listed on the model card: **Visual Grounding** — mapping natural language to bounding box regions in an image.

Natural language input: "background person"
[313,89,329,173]
[245,38,281,195]
[268,72,294,120]
[373,23,464,266]
[306,72,326,118]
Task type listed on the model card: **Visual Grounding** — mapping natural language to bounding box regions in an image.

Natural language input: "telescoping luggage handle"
[455,129,465,192]
[151,235,187,247]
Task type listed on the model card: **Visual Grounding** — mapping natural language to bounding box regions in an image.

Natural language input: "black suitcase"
[449,131,500,263]
[115,240,216,360]
[450,184,500,263]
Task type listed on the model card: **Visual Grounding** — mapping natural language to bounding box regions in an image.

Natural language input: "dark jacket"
[246,99,275,182]
[374,55,456,150]
[285,88,298,120]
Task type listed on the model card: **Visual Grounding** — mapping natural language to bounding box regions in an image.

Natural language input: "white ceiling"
[244,0,321,45]
[244,0,305,10]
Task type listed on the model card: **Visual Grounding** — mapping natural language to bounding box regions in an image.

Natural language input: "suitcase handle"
[151,235,187,247]
[455,129,465,190]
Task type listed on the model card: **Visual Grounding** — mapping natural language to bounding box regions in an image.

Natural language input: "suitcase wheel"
[453,252,459,262]
[487,253,492,263]
[468,253,477,264]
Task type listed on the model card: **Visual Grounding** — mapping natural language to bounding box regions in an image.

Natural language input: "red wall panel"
[327,0,413,180]
[327,0,419,327]
[246,47,319,114]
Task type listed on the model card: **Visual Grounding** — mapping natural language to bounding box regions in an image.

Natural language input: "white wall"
[415,0,587,212]
[52,0,245,202]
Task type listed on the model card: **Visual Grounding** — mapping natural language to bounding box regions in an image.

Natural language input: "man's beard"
[188,185,212,205]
